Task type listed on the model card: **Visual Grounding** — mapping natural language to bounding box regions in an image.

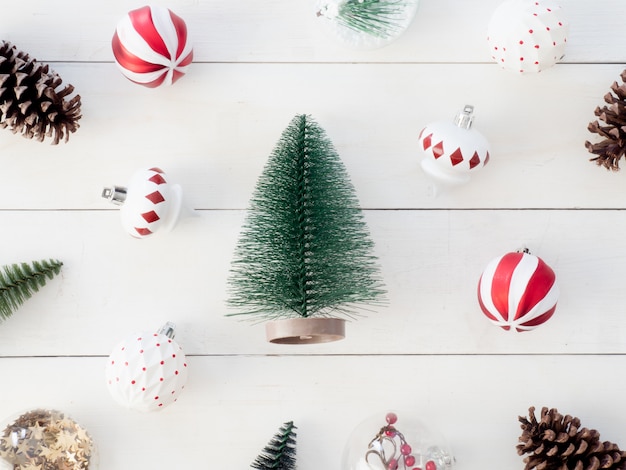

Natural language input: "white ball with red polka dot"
[487,0,569,74]
[105,322,188,411]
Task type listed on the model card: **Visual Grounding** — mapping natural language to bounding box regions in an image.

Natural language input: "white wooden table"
[0,1,624,468]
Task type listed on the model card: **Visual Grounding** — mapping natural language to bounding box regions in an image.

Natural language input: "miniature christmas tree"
[0,41,81,144]
[317,0,412,39]
[0,259,63,322]
[227,114,385,343]
[517,406,626,470]
[250,422,297,470]
[585,69,626,171]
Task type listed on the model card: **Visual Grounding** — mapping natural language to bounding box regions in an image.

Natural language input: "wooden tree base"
[265,318,346,345]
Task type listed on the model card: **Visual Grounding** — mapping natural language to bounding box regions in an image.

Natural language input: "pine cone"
[517,406,626,470]
[585,69,626,171]
[0,40,81,144]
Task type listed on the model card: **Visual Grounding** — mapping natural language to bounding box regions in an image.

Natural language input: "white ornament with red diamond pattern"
[102,167,184,238]
[105,322,188,412]
[418,105,490,187]
[487,0,569,74]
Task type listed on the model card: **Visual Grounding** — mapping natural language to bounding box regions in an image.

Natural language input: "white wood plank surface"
[1,62,626,210]
[2,355,626,470]
[1,0,625,469]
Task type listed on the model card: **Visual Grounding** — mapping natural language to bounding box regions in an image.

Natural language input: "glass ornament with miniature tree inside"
[342,411,455,470]
[418,105,490,192]
[105,322,189,412]
[0,259,63,324]
[250,422,297,470]
[227,114,386,344]
[585,69,626,171]
[518,406,626,470]
[316,0,420,50]
[0,41,81,144]
[102,167,192,238]
[487,0,569,74]
[112,4,193,87]
[0,408,97,470]
[477,248,559,332]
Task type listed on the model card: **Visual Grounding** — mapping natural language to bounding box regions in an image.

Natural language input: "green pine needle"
[228,114,385,321]
[251,422,297,470]
[0,259,63,322]
[337,0,409,39]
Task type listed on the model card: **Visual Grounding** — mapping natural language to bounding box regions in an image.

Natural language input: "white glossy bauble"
[419,105,490,186]
[487,0,569,74]
[105,323,188,412]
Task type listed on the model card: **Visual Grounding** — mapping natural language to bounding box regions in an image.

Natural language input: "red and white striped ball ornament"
[112,5,193,87]
[102,167,184,238]
[477,250,559,332]
[487,0,569,74]
[105,322,188,412]
[418,105,490,186]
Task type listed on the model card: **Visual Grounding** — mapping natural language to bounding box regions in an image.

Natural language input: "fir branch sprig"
[0,259,63,321]
[319,0,410,39]
[251,422,297,470]
[227,114,385,321]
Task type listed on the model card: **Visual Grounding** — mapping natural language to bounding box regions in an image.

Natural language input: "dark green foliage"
[0,259,63,321]
[251,422,297,470]
[228,114,385,321]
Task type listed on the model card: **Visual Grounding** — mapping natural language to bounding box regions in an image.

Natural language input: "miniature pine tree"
[517,406,626,470]
[0,41,81,144]
[585,69,626,171]
[318,0,410,39]
[251,422,297,470]
[0,259,63,322]
[227,114,385,321]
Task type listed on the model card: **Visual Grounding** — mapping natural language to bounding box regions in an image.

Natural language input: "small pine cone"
[517,406,626,470]
[585,69,626,171]
[0,40,81,144]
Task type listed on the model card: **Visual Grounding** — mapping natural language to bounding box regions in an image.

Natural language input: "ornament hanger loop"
[453,105,474,130]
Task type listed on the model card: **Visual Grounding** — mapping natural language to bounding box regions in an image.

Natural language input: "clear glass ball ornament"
[342,411,455,470]
[316,0,420,49]
[0,408,97,470]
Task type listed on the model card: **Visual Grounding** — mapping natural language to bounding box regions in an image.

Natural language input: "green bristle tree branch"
[227,114,385,321]
[0,259,63,322]
[251,422,297,470]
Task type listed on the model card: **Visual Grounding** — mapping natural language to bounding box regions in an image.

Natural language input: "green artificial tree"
[250,422,297,470]
[227,114,385,344]
[0,259,63,322]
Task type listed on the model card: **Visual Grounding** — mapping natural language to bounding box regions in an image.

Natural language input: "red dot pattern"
[487,0,568,74]
[105,331,189,411]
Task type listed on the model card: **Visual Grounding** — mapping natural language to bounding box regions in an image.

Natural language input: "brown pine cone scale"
[517,406,626,470]
[585,69,626,170]
[0,40,81,144]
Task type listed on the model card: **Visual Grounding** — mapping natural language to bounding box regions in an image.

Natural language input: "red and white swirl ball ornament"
[105,322,188,412]
[487,0,569,74]
[477,250,559,332]
[112,5,193,87]
[418,105,490,186]
[102,167,184,238]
